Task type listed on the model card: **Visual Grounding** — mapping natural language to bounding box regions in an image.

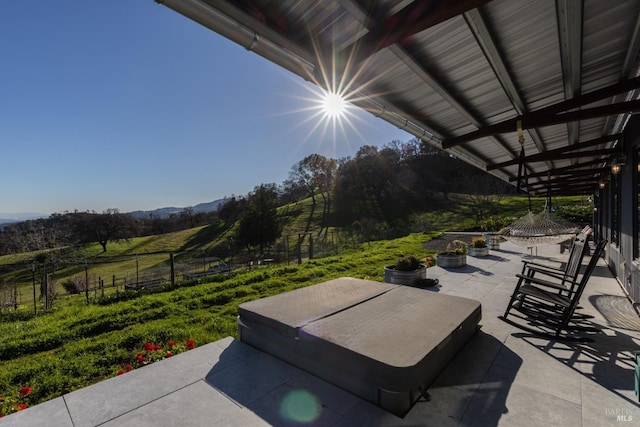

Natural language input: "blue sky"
[0,1,410,216]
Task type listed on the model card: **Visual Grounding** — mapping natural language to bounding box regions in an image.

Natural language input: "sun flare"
[321,91,347,118]
[267,46,382,156]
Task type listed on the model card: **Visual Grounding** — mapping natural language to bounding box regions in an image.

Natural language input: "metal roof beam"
[489,134,620,170]
[509,162,608,181]
[531,186,597,196]
[556,0,583,155]
[556,0,583,101]
[337,0,516,163]
[389,44,518,159]
[527,181,603,193]
[463,8,548,159]
[344,0,493,63]
[527,174,605,188]
[487,148,616,171]
[603,13,640,134]
[527,181,599,193]
[443,76,640,148]
[545,167,608,179]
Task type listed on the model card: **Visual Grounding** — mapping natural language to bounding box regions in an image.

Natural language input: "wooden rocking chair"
[499,239,607,341]
[519,227,591,296]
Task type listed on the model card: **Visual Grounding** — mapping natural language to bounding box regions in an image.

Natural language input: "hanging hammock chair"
[501,208,581,247]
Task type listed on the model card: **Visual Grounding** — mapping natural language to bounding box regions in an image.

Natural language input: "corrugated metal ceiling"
[158,0,640,196]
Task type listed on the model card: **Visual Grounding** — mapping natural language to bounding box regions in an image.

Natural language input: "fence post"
[297,234,302,264]
[285,235,289,265]
[42,262,47,310]
[331,230,336,254]
[13,282,18,310]
[85,260,89,304]
[309,235,314,259]
[170,253,175,286]
[32,263,37,315]
[227,237,234,274]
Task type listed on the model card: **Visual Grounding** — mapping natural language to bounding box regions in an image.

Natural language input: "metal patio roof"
[157,0,640,196]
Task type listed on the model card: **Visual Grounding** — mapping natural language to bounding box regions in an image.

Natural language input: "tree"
[73,209,136,252]
[459,166,512,223]
[218,196,245,223]
[333,146,408,223]
[180,207,195,229]
[236,184,282,255]
[281,177,308,204]
[286,154,337,206]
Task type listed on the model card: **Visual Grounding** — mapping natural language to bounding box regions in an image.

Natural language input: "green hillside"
[0,194,592,301]
[0,193,593,414]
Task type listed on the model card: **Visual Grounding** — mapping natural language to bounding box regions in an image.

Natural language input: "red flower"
[165,351,173,358]
[19,386,32,396]
[116,369,126,376]
[186,339,195,350]
[167,341,176,348]
[126,364,133,372]
[144,342,155,352]
[136,354,145,363]
[16,403,27,411]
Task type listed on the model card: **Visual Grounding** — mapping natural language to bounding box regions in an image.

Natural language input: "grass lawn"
[0,232,438,413]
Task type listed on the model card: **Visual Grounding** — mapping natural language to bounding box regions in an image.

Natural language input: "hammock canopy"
[501,209,581,247]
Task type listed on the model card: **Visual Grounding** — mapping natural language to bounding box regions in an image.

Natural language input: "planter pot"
[484,233,501,250]
[384,264,427,285]
[436,254,467,268]
[468,246,489,257]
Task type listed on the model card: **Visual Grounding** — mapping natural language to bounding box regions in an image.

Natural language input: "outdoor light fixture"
[611,162,622,175]
[611,156,626,175]
[599,180,606,189]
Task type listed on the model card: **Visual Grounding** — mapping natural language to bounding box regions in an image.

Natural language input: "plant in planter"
[436,240,468,268]
[468,236,489,257]
[383,255,427,285]
[396,256,421,271]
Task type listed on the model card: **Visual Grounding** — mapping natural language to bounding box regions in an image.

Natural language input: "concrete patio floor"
[2,240,639,426]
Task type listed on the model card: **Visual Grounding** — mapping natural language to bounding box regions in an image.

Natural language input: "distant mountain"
[128,198,227,219]
[0,213,46,228]
[128,207,183,219]
[0,199,228,226]
[192,199,227,213]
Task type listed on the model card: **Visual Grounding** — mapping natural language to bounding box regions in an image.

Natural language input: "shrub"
[554,205,592,224]
[62,276,87,294]
[481,215,516,232]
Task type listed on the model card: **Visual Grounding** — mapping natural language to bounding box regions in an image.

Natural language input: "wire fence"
[0,230,359,313]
